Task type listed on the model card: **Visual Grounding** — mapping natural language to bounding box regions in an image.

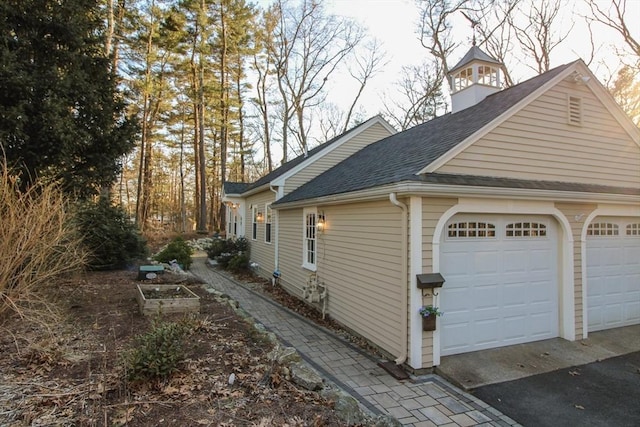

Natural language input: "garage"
[439,215,559,356]
[586,217,640,332]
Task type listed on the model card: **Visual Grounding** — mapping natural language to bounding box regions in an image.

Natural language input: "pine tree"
[0,0,137,197]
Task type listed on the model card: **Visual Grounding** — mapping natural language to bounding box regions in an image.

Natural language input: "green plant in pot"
[419,305,442,331]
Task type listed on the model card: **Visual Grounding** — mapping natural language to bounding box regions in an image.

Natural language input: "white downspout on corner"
[390,193,409,365]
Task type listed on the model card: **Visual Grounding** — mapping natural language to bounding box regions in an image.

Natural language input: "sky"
[320,0,640,117]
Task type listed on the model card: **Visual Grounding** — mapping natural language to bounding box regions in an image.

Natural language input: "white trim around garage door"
[580,205,640,339]
[430,198,575,366]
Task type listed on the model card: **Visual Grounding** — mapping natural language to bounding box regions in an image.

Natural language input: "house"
[258,46,639,372]
[222,115,397,278]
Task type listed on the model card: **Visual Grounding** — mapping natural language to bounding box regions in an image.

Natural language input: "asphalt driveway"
[472,351,640,426]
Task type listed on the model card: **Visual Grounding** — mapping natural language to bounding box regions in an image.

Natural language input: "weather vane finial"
[461,12,479,46]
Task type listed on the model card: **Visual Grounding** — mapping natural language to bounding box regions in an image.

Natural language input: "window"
[626,223,640,236]
[478,65,498,86]
[303,208,317,270]
[233,212,238,236]
[251,205,258,240]
[453,67,473,91]
[227,206,233,237]
[587,223,619,236]
[568,95,582,126]
[506,222,547,237]
[447,221,496,238]
[265,204,272,243]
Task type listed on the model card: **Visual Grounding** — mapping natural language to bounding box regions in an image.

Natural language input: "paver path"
[191,254,520,427]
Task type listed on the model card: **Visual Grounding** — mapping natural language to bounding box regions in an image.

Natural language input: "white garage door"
[440,215,559,356]
[586,217,640,332]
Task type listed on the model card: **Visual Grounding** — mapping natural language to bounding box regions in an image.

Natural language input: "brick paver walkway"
[191,254,520,427]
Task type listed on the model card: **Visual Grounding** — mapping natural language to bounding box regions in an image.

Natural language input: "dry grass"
[0,161,86,324]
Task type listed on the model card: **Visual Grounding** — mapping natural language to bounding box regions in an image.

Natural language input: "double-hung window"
[265,204,272,244]
[251,205,258,240]
[302,208,317,270]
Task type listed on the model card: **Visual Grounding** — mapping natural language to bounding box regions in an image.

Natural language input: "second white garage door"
[440,215,559,356]
[586,217,640,332]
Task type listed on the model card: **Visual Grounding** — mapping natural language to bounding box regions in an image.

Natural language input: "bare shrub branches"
[0,160,86,323]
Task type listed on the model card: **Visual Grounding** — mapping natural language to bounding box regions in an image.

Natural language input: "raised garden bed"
[136,283,200,316]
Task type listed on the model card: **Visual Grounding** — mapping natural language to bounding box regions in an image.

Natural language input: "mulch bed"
[0,269,352,426]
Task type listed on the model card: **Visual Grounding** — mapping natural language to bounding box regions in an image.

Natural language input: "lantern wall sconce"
[257,212,264,222]
[317,212,326,232]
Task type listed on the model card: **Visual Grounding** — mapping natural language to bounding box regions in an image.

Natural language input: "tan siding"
[244,190,276,279]
[555,203,597,340]
[283,123,392,195]
[437,81,640,188]
[277,200,403,357]
[420,197,458,367]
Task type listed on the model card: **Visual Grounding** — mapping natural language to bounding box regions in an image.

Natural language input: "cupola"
[448,45,505,113]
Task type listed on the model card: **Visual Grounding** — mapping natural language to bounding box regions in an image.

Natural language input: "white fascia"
[579,204,640,339]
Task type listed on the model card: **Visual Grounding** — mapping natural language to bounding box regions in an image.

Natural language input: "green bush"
[208,237,251,273]
[74,198,147,270]
[228,253,250,273]
[154,236,193,270]
[125,320,190,382]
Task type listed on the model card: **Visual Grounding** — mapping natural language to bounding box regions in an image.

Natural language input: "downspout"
[389,193,408,365]
[270,185,280,273]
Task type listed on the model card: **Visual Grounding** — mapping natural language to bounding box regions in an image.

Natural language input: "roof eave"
[271,181,640,210]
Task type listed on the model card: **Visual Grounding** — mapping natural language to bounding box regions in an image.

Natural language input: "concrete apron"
[435,324,640,391]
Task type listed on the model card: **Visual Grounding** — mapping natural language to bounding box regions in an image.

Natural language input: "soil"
[0,268,354,426]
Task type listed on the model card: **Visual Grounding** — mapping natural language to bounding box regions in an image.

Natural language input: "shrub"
[228,253,250,273]
[125,319,190,382]
[208,237,251,273]
[74,198,147,270]
[0,161,86,321]
[154,236,193,270]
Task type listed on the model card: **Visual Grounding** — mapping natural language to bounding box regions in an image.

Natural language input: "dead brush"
[0,160,87,325]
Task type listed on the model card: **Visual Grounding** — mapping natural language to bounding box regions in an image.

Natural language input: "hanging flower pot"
[419,305,442,332]
[422,315,437,331]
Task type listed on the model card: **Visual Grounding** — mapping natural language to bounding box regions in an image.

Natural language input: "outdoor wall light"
[317,212,326,232]
[257,212,264,222]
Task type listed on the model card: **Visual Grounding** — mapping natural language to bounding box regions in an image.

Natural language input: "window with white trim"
[227,206,233,236]
[233,212,238,236]
[506,222,547,237]
[265,204,272,243]
[453,67,473,91]
[251,205,258,240]
[567,95,582,126]
[587,222,619,236]
[478,65,498,86]
[303,208,317,270]
[626,223,640,236]
[447,221,496,238]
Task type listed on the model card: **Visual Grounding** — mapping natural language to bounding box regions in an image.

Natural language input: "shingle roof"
[450,45,503,74]
[223,181,249,195]
[240,116,388,194]
[274,62,584,205]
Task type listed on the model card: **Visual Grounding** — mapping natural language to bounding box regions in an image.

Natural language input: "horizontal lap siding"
[277,201,403,357]
[245,191,276,279]
[555,202,598,340]
[283,123,393,195]
[438,82,640,188]
[321,201,403,356]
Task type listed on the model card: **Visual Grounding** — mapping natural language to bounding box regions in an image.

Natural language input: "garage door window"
[447,221,496,238]
[505,222,547,237]
[626,223,640,236]
[587,222,619,236]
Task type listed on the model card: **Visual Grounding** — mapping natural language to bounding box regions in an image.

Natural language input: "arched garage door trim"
[581,206,640,338]
[431,199,574,366]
